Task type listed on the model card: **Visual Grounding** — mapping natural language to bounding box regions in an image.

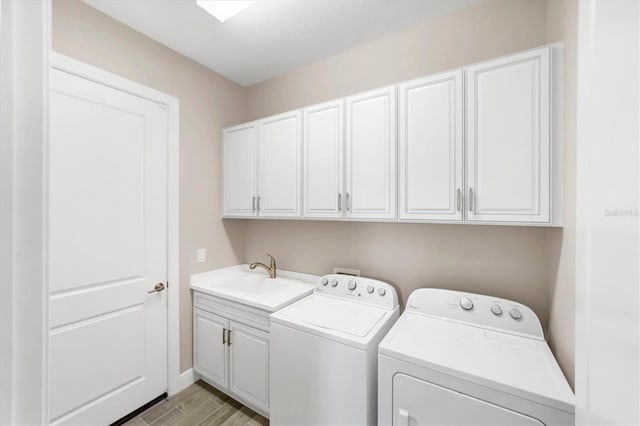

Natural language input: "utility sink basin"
[190,265,316,312]
[219,276,300,297]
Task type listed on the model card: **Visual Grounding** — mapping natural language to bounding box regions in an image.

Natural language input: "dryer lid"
[278,294,388,337]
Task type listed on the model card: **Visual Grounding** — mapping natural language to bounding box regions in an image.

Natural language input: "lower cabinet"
[193,302,271,417]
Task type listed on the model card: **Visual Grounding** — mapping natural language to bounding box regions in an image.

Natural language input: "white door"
[223,122,258,217]
[49,69,168,425]
[346,86,397,220]
[398,70,464,222]
[229,322,270,414]
[466,47,550,223]
[303,100,345,219]
[193,309,229,390]
[258,111,302,217]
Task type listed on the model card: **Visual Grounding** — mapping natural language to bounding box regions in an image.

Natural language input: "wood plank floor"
[124,381,269,426]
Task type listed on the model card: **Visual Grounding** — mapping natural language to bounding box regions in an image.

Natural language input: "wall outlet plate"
[333,267,360,276]
[197,249,206,263]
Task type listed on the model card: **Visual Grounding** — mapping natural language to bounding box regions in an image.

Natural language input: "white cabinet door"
[193,309,229,390]
[466,46,550,223]
[346,86,397,220]
[303,100,345,219]
[398,70,464,221]
[258,111,302,217]
[229,322,270,415]
[223,123,258,217]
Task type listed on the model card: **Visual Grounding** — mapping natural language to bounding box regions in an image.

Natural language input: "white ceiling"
[83,0,481,86]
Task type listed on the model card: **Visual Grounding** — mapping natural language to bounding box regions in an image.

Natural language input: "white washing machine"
[270,274,399,425]
[378,288,574,426]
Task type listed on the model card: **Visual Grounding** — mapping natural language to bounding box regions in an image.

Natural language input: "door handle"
[222,328,226,345]
[147,283,165,293]
[338,193,342,211]
[456,188,462,212]
[468,188,474,212]
[398,408,410,426]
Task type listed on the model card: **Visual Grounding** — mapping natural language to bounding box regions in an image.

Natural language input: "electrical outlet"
[333,267,360,276]
[197,249,206,263]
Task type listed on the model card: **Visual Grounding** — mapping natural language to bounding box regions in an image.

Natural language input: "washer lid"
[378,313,575,413]
[278,294,388,337]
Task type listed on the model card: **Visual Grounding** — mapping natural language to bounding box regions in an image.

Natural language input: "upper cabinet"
[223,122,258,217]
[345,86,397,220]
[222,44,562,226]
[303,100,344,219]
[398,70,464,222]
[258,111,302,217]
[466,46,552,223]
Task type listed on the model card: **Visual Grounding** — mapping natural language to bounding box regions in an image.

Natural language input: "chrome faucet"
[249,253,277,279]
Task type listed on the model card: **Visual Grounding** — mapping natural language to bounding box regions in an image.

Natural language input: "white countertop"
[190,265,317,312]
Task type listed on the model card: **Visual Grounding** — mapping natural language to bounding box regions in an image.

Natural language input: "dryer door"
[393,374,544,426]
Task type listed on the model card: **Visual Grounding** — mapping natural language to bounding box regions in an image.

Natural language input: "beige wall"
[546,0,578,387]
[243,0,576,385]
[52,0,247,372]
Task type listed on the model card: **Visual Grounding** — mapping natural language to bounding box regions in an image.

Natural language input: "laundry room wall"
[52,0,247,373]
[242,0,576,385]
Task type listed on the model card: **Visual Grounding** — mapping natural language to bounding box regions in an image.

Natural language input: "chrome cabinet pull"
[468,188,474,212]
[456,189,462,212]
[346,192,350,212]
[252,196,256,212]
[338,193,342,211]
[227,329,232,346]
[257,196,261,212]
[222,327,226,345]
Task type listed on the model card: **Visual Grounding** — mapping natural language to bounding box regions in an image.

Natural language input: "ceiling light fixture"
[196,0,256,23]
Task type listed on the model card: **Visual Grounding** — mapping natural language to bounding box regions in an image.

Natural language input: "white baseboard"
[169,368,200,396]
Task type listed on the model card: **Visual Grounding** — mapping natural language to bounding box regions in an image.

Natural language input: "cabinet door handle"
[252,196,256,212]
[346,192,350,212]
[222,327,226,345]
[468,188,474,212]
[227,329,232,346]
[338,193,342,211]
[456,188,462,212]
[257,196,261,212]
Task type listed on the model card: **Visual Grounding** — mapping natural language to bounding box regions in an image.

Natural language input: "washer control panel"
[316,274,398,309]
[405,288,544,339]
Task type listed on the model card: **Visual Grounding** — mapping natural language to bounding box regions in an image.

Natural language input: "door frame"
[50,52,183,400]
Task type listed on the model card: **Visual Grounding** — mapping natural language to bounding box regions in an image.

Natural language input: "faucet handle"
[266,253,276,266]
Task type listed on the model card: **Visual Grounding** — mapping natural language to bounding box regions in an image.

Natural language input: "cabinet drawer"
[193,291,270,333]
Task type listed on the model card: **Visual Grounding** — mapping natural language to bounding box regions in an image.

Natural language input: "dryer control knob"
[491,305,503,316]
[348,280,357,291]
[459,297,474,311]
[378,287,386,296]
[321,277,329,286]
[331,279,339,287]
[509,308,523,320]
[367,285,375,294]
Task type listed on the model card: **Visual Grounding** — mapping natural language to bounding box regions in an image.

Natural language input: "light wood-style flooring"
[123,381,269,426]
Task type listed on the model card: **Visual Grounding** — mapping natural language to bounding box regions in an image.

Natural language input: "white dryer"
[378,289,574,426]
[270,274,399,425]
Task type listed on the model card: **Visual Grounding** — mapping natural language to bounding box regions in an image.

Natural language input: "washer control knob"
[348,280,357,291]
[321,277,329,286]
[509,308,523,320]
[459,297,474,311]
[366,285,375,294]
[491,305,503,316]
[378,287,386,296]
[331,279,339,287]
